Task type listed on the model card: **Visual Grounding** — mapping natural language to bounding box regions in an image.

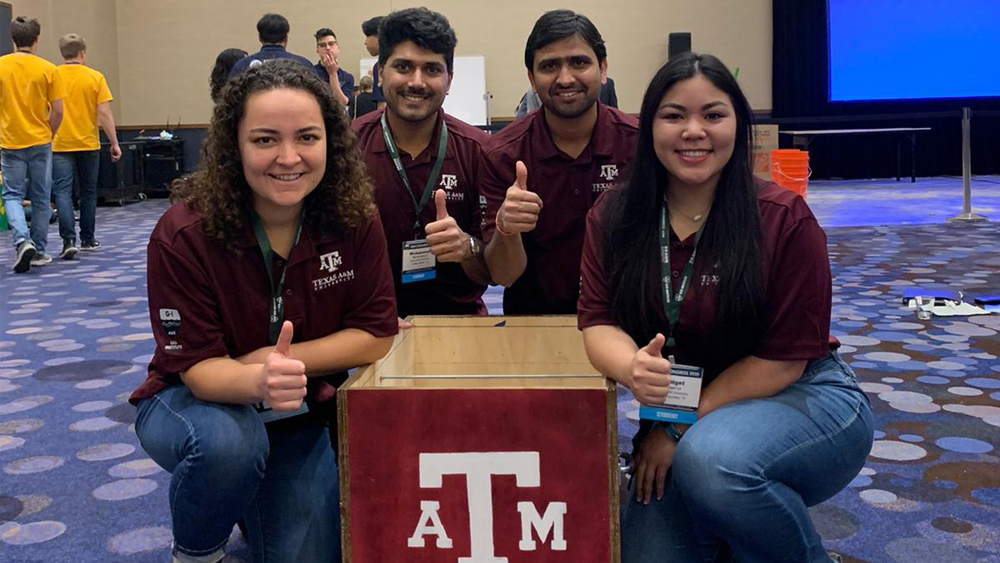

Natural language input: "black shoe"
[60,239,79,260]
[13,241,36,273]
[80,240,101,251]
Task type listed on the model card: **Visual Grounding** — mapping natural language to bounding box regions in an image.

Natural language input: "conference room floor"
[1,174,998,563]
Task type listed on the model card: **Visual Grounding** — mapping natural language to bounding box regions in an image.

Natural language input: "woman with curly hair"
[129,60,397,563]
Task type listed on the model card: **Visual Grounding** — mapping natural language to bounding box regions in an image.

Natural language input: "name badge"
[253,401,310,423]
[402,239,436,284]
[638,360,703,424]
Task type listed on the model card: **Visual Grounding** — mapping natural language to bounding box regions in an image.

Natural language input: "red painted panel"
[344,387,611,563]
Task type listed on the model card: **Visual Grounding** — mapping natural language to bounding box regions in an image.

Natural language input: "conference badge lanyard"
[638,206,706,425]
[250,212,309,422]
[381,112,448,284]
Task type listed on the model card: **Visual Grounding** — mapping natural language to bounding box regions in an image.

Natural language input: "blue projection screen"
[829,0,1000,101]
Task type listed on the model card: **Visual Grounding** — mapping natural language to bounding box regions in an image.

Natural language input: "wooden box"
[338,316,619,563]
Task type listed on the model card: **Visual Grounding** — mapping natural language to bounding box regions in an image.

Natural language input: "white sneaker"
[30,252,53,266]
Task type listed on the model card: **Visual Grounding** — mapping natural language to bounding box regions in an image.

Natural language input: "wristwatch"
[465,234,481,261]
[664,423,684,442]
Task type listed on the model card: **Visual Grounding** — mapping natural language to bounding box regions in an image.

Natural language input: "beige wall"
[11,0,122,121]
[22,0,772,125]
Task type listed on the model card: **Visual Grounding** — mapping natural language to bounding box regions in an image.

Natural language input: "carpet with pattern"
[1,199,998,563]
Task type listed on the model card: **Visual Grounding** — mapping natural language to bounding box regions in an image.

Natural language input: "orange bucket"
[771,149,810,198]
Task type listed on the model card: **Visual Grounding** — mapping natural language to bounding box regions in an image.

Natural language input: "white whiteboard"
[360,55,489,126]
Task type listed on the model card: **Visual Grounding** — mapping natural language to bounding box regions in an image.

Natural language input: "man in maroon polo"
[352,7,491,319]
[481,9,638,315]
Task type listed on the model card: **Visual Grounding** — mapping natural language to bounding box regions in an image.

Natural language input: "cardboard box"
[338,316,619,563]
[752,124,779,181]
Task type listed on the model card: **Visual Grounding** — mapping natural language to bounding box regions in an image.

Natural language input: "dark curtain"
[772,0,828,118]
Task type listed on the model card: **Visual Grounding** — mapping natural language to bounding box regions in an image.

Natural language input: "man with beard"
[352,7,491,322]
[481,10,638,315]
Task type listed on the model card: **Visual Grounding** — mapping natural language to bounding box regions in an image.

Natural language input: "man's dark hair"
[11,16,41,49]
[377,8,456,72]
[314,28,336,42]
[257,13,290,44]
[361,16,383,37]
[524,10,606,71]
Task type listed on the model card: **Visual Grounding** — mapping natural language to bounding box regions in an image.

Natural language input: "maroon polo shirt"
[578,180,833,383]
[130,203,398,413]
[480,103,638,314]
[353,108,489,317]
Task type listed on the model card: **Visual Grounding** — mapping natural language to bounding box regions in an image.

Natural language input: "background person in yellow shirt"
[52,33,121,259]
[0,16,64,273]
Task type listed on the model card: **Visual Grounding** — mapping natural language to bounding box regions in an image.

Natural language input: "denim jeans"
[621,351,874,563]
[1,144,52,252]
[52,150,100,243]
[135,385,341,563]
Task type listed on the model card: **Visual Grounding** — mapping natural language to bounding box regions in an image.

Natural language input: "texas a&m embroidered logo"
[593,163,622,193]
[408,451,567,562]
[313,251,354,291]
[319,251,342,273]
[440,174,459,190]
[440,174,465,202]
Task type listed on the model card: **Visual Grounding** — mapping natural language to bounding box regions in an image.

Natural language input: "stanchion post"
[483,92,492,128]
[949,107,987,223]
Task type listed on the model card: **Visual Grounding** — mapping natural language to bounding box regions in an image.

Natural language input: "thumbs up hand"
[259,320,307,411]
[496,160,543,236]
[628,333,673,405]
[425,189,472,262]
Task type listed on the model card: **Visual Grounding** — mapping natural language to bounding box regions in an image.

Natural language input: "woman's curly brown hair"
[172,59,374,251]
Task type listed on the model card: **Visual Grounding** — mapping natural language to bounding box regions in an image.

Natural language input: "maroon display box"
[338,316,619,563]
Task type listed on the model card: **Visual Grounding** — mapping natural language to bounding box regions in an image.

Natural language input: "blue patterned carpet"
[1,182,998,562]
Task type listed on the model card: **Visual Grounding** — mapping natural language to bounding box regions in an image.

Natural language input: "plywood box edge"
[336,382,353,562]
[606,377,621,563]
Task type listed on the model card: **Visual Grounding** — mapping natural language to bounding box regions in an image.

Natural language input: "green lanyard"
[381,112,448,236]
[251,213,303,344]
[659,205,706,348]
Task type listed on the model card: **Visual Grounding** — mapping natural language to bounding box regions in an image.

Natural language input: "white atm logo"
[408,452,568,562]
[319,251,342,273]
[440,174,459,189]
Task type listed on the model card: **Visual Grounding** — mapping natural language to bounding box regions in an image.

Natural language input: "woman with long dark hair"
[578,53,873,562]
[209,47,248,102]
[130,60,397,563]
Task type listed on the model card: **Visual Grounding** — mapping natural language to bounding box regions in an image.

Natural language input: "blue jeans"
[1,144,52,252]
[135,385,341,563]
[52,150,100,243]
[621,351,873,563]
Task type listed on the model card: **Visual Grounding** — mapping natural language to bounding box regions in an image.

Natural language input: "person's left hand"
[110,144,122,162]
[321,52,340,73]
[425,189,470,262]
[633,424,677,504]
